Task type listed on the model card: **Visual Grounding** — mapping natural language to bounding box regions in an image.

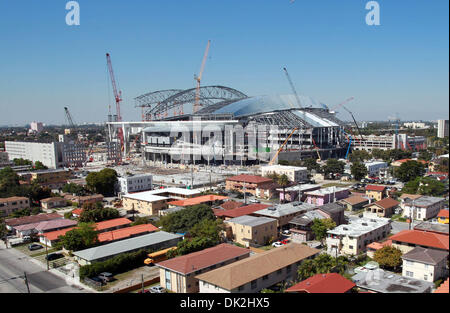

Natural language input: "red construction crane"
[106,53,124,152]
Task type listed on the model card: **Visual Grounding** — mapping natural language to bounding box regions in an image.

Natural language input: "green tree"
[402,177,446,197]
[351,162,368,181]
[189,218,224,243]
[373,246,402,271]
[159,204,215,234]
[302,158,321,172]
[311,218,336,244]
[33,161,48,170]
[86,168,118,196]
[349,150,371,163]
[297,254,348,281]
[277,174,290,203]
[418,151,433,162]
[78,203,120,223]
[58,223,99,251]
[12,158,32,166]
[62,183,88,196]
[322,159,345,179]
[394,160,425,182]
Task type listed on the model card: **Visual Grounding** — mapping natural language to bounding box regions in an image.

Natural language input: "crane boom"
[64,107,76,128]
[283,67,302,108]
[329,97,354,112]
[268,128,298,165]
[106,53,122,122]
[194,40,211,113]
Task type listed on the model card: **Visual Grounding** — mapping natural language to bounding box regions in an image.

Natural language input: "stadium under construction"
[107,85,351,165]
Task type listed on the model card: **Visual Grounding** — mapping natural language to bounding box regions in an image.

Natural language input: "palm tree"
[277,174,290,203]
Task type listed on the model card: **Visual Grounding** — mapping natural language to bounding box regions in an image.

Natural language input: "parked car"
[272,241,283,248]
[22,236,32,242]
[98,272,114,282]
[28,243,43,251]
[280,239,290,245]
[249,198,260,204]
[150,285,165,293]
[282,230,291,235]
[89,276,104,286]
[45,253,64,261]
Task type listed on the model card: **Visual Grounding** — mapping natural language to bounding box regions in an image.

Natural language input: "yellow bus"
[144,247,177,265]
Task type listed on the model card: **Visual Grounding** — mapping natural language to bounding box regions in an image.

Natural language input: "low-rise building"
[122,192,168,216]
[72,231,183,265]
[0,196,30,218]
[196,243,320,293]
[224,215,278,247]
[289,210,332,242]
[389,230,449,253]
[260,165,308,182]
[304,187,350,206]
[286,273,356,293]
[117,173,153,195]
[18,168,72,190]
[326,217,391,256]
[339,195,370,211]
[401,196,446,221]
[402,247,448,283]
[277,184,321,203]
[225,175,274,198]
[40,197,68,210]
[214,203,271,220]
[364,161,388,177]
[413,221,449,236]
[15,218,77,238]
[253,202,317,230]
[167,195,228,208]
[364,197,399,218]
[5,212,62,231]
[366,240,392,258]
[365,185,387,201]
[352,268,434,293]
[157,243,250,293]
[64,194,104,206]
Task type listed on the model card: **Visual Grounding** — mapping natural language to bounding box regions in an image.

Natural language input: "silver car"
[150,285,165,293]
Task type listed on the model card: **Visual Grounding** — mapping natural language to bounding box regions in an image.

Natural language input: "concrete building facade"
[118,173,153,195]
[260,165,308,182]
[224,215,278,247]
[0,196,30,218]
[437,119,449,138]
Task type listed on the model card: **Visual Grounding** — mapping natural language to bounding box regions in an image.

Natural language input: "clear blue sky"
[0,0,448,125]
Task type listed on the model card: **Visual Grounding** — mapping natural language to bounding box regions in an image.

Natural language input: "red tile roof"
[94,218,131,231]
[437,210,449,218]
[219,201,244,210]
[365,185,387,192]
[41,227,76,241]
[168,195,228,207]
[434,278,449,293]
[214,203,271,219]
[390,230,449,251]
[367,240,392,251]
[72,208,83,216]
[394,159,428,165]
[97,224,158,242]
[370,197,400,209]
[226,174,273,184]
[156,243,250,275]
[286,273,356,293]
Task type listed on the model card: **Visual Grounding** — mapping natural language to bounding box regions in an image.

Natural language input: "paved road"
[0,242,87,293]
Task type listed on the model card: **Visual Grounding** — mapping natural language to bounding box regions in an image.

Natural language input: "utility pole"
[23,272,30,293]
[243,182,247,205]
[141,274,144,293]
[45,243,49,270]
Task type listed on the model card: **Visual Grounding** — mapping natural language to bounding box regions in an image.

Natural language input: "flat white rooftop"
[328,217,390,237]
[305,187,349,196]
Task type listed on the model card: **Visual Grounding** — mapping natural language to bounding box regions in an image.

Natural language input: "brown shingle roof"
[341,195,369,206]
[219,201,244,211]
[0,196,29,203]
[402,247,448,265]
[195,243,320,290]
[214,203,271,219]
[156,243,250,275]
[5,213,62,227]
[367,197,400,209]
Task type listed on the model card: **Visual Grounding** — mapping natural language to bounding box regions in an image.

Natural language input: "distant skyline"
[0,0,448,125]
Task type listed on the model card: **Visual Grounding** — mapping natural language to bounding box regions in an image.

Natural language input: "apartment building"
[437,119,449,138]
[224,215,278,247]
[40,197,68,210]
[389,230,449,254]
[117,173,153,195]
[352,134,426,151]
[402,247,448,283]
[253,202,317,230]
[225,175,273,197]
[401,196,446,221]
[364,161,388,177]
[0,196,30,217]
[304,187,350,206]
[326,217,391,256]
[260,165,308,182]
[18,168,72,189]
[196,243,320,293]
[157,243,250,293]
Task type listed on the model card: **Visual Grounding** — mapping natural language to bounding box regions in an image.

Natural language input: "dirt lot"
[101,265,161,293]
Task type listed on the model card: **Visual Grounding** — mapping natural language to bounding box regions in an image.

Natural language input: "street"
[0,242,87,293]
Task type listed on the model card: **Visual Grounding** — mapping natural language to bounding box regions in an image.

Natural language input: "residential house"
[40,197,68,210]
[326,217,391,256]
[0,196,30,218]
[224,215,278,247]
[402,247,448,283]
[414,222,449,236]
[72,231,183,266]
[352,268,434,293]
[365,185,387,201]
[437,210,449,224]
[401,196,446,221]
[253,202,317,231]
[364,197,400,218]
[339,195,370,212]
[196,243,320,293]
[5,212,62,232]
[157,243,250,293]
[390,230,449,254]
[304,187,350,206]
[289,210,331,242]
[15,218,77,238]
[117,173,153,195]
[277,184,321,203]
[286,273,356,293]
[65,194,104,206]
[317,202,346,225]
